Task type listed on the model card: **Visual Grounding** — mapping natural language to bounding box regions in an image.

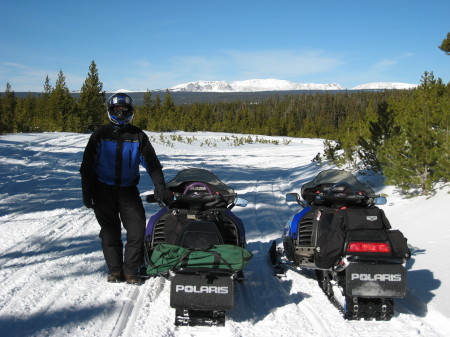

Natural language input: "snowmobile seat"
[177,220,224,250]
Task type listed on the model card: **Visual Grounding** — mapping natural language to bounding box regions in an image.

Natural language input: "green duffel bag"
[146,243,253,275]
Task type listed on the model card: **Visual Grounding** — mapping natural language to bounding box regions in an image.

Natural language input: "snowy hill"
[0,131,449,337]
[170,79,344,92]
[168,79,418,92]
[351,82,418,90]
[70,79,418,94]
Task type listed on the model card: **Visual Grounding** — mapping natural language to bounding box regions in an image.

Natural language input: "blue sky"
[1,0,449,92]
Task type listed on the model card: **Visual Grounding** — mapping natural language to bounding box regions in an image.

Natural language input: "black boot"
[125,274,141,285]
[107,272,125,283]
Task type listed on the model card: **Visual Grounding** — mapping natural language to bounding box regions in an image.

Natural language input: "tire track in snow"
[224,162,332,336]
[0,209,99,315]
[0,203,164,337]
[0,209,96,268]
[228,241,330,336]
[111,277,167,337]
[284,265,444,337]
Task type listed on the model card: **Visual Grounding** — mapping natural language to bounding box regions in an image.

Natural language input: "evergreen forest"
[0,61,449,194]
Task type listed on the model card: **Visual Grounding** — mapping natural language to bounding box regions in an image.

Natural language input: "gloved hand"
[154,184,173,205]
[83,191,94,208]
[81,178,94,209]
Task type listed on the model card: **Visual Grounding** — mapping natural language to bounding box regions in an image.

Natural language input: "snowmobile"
[269,169,411,320]
[144,168,252,326]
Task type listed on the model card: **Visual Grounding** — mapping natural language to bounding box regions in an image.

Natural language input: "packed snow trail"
[0,132,449,337]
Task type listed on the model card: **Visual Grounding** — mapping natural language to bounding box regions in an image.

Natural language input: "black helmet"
[107,92,134,125]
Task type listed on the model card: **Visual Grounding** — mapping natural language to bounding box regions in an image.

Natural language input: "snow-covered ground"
[0,131,449,337]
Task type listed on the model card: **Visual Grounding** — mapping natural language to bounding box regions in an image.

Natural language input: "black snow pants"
[93,182,146,276]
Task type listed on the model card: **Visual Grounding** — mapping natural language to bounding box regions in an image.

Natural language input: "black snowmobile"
[144,168,252,326]
[269,169,411,320]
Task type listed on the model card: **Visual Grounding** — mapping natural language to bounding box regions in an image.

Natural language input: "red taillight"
[346,242,391,253]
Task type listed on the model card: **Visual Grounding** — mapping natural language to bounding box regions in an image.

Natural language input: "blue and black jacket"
[80,124,165,189]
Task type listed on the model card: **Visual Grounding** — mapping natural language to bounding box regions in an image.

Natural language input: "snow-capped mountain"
[170,79,343,92]
[351,82,418,90]
[170,81,234,92]
[104,80,418,94]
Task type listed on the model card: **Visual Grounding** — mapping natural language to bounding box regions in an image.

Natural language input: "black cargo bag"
[387,229,411,260]
[344,207,391,230]
[164,213,190,245]
[344,206,410,260]
[313,206,396,269]
[313,208,346,269]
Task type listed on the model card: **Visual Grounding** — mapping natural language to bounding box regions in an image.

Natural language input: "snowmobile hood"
[301,169,375,198]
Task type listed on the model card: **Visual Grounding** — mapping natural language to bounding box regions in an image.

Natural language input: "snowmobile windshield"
[166,168,235,195]
[301,169,375,198]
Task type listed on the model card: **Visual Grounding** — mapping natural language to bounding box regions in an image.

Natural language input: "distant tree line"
[0,60,449,194]
[0,61,107,134]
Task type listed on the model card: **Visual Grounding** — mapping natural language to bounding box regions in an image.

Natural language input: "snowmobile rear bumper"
[174,309,226,326]
[345,263,407,298]
[170,272,234,326]
[171,273,234,311]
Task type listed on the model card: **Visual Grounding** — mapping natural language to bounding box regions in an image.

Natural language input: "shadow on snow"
[396,247,441,317]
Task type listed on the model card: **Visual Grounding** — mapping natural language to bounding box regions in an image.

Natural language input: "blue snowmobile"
[143,168,251,326]
[269,169,411,320]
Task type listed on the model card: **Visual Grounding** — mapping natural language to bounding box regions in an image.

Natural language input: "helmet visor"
[109,105,133,118]
[110,95,133,105]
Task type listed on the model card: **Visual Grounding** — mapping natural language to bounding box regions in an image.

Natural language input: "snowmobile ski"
[268,240,286,278]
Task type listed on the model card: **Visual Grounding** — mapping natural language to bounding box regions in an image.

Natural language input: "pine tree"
[14,93,36,132]
[159,90,175,131]
[0,94,2,133]
[134,89,152,130]
[163,89,175,112]
[357,100,398,172]
[141,89,155,130]
[436,83,450,183]
[0,83,16,134]
[34,76,53,131]
[78,61,106,132]
[152,94,162,131]
[379,72,449,193]
[48,70,75,131]
[439,32,450,55]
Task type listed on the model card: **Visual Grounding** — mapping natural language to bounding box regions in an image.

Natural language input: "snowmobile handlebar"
[146,192,238,206]
[316,192,369,203]
[173,192,222,203]
[146,194,158,203]
[146,192,248,209]
[314,192,387,206]
[290,190,385,207]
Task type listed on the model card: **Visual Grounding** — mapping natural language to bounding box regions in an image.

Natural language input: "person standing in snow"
[79,92,172,285]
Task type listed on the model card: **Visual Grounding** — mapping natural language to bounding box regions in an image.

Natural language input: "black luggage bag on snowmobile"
[313,205,410,270]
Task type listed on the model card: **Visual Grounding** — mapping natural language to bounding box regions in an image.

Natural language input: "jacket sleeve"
[140,133,165,186]
[80,130,100,185]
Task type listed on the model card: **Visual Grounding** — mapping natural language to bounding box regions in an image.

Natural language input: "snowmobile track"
[112,277,167,337]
